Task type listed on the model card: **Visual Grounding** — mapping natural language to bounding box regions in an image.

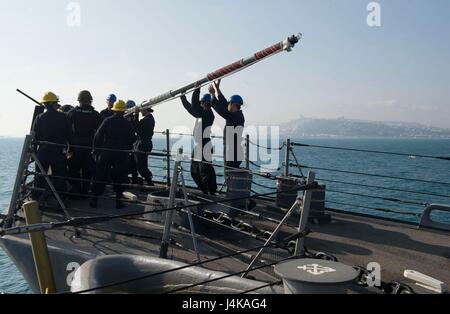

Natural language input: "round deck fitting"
[274,258,359,294]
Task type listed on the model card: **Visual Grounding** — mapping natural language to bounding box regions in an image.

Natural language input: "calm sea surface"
[1,137,449,293]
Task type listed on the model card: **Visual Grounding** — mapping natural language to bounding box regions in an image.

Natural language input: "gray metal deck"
[1,183,449,293]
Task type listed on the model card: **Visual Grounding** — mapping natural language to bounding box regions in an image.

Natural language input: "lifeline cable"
[34,140,168,158]
[313,176,450,199]
[288,163,450,186]
[31,140,280,182]
[1,184,316,236]
[28,171,168,193]
[251,181,278,190]
[248,139,284,151]
[290,141,450,161]
[326,188,429,207]
[248,160,281,172]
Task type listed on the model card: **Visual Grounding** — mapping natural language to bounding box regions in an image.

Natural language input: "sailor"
[100,94,117,121]
[180,87,217,195]
[67,90,102,196]
[125,100,139,185]
[91,100,136,209]
[31,92,72,200]
[132,105,155,187]
[209,80,245,170]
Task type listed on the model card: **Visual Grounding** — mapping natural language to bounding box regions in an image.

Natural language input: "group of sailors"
[31,80,245,209]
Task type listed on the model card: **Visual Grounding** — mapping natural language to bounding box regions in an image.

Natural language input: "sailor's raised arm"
[180,93,198,118]
[210,82,232,120]
[190,87,202,115]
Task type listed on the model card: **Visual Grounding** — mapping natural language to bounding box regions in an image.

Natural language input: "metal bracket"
[179,170,201,262]
[159,148,201,261]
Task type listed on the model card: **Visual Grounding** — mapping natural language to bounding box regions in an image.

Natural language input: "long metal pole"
[16,89,43,106]
[127,34,302,114]
[17,89,46,132]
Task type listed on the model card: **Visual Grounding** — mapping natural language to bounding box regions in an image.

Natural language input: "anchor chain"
[201,209,302,253]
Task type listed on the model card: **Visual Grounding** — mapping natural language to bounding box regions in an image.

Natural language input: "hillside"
[280,116,450,138]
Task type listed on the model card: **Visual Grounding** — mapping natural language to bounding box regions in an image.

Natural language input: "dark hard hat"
[60,104,74,113]
[78,90,93,102]
[228,95,244,105]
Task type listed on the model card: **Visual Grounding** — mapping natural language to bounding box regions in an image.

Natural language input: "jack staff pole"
[16,89,45,131]
[16,89,43,107]
[126,33,302,116]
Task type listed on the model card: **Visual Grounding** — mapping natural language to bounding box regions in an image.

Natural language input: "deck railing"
[3,129,450,229]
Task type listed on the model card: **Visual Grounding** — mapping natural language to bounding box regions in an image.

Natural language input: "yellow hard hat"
[112,100,127,112]
[41,91,59,104]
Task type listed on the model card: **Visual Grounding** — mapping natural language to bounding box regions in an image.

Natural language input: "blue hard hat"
[200,94,212,104]
[228,95,244,105]
[126,100,136,109]
[107,94,117,103]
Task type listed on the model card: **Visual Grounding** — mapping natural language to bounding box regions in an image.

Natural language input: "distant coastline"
[280,116,450,139]
[285,135,450,140]
[2,116,450,140]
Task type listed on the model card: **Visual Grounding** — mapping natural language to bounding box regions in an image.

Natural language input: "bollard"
[275,258,359,294]
[23,201,56,294]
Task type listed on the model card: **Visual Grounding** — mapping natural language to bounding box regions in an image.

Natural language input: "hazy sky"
[1,0,449,136]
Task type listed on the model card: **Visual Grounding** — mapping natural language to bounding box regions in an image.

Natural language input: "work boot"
[146,179,155,187]
[89,197,98,208]
[247,199,257,211]
[115,199,125,209]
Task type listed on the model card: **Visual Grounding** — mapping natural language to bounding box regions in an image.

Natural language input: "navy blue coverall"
[211,93,245,170]
[32,106,72,199]
[92,113,136,196]
[67,106,102,194]
[133,113,155,185]
[181,88,217,195]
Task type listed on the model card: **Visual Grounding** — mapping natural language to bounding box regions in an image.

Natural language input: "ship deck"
[1,182,449,293]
